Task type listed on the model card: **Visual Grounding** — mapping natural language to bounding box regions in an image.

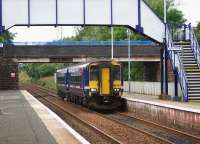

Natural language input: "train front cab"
[88,62,123,110]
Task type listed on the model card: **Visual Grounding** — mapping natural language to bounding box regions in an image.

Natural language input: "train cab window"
[90,66,98,81]
[113,66,121,80]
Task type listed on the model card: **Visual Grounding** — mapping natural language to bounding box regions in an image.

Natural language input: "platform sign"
[10,72,16,78]
[0,0,165,43]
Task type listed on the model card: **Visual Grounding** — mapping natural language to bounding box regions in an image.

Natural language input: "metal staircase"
[166,24,200,101]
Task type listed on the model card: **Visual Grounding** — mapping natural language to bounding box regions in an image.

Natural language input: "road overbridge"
[1,41,161,63]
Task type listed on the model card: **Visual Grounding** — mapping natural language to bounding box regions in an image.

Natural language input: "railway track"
[26,85,121,144]
[118,112,200,143]
[25,85,200,144]
[103,113,200,144]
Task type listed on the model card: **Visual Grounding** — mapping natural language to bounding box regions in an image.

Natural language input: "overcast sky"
[10,0,200,42]
[175,0,200,25]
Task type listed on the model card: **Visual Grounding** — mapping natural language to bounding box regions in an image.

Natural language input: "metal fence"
[123,81,182,97]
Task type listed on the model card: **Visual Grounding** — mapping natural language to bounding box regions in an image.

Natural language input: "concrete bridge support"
[0,57,18,90]
[143,62,160,82]
[143,61,174,82]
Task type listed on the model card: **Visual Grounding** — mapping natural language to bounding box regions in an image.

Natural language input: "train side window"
[113,66,121,80]
[90,66,98,81]
[57,76,65,84]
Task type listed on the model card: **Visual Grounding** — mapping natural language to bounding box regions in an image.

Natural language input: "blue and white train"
[55,61,124,110]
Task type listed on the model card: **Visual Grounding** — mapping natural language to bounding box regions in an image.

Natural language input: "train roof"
[56,63,90,74]
[56,60,120,73]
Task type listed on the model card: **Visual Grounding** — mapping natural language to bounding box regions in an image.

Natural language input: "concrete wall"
[126,100,200,135]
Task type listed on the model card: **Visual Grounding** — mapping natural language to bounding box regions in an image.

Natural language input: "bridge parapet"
[3,43,161,60]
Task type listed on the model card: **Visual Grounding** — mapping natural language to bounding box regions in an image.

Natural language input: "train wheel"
[72,95,75,103]
[64,92,69,101]
[75,96,78,104]
[79,97,82,105]
[69,94,72,102]
[79,97,83,105]
[77,96,80,105]
[119,98,128,112]
[76,96,78,104]
[82,97,88,107]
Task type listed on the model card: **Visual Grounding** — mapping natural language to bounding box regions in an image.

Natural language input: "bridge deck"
[2,42,161,61]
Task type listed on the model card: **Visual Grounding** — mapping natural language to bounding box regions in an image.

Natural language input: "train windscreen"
[113,66,121,80]
[90,66,98,80]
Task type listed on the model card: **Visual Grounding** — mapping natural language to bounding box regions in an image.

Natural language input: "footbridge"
[1,0,200,101]
[0,0,164,43]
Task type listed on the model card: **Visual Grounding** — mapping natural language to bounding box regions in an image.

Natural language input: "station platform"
[123,92,200,135]
[0,90,89,144]
[123,92,200,113]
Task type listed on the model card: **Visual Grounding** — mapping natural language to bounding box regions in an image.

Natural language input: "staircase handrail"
[190,26,200,67]
[166,25,188,101]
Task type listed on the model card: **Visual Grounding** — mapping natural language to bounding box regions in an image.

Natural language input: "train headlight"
[91,88,97,92]
[114,88,120,92]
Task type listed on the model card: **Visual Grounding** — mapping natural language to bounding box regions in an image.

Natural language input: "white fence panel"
[124,81,179,96]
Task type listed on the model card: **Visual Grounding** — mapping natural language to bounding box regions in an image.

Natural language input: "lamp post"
[127,29,131,93]
[164,0,168,95]
[111,27,114,59]
[164,0,167,24]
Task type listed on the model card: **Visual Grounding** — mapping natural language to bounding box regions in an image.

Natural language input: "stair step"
[186,71,200,74]
[186,73,200,75]
[182,60,196,63]
[188,81,200,84]
[181,58,195,59]
[187,78,200,82]
[184,66,198,68]
[188,94,200,97]
[188,92,200,95]
[187,75,200,78]
[188,86,200,88]
[174,43,191,45]
[187,76,200,79]
[182,60,196,62]
[185,68,199,70]
[181,54,194,57]
[178,51,193,53]
[174,42,191,45]
[186,69,200,72]
[184,63,198,65]
[182,59,197,64]
[188,87,200,90]
[188,91,200,94]
[182,47,192,49]
[188,82,200,84]
[188,96,200,99]
[180,56,195,58]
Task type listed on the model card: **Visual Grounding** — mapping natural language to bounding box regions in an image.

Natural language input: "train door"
[101,68,110,95]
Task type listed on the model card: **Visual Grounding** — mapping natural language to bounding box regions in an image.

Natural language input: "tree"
[145,0,186,25]
[0,31,15,42]
[23,64,66,80]
[195,22,200,44]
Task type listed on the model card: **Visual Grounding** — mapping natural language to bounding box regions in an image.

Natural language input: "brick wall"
[0,57,19,90]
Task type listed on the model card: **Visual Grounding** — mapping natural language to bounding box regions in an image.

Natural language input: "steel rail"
[118,112,200,142]
[26,86,122,144]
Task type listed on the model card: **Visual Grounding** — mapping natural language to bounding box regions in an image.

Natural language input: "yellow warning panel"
[101,68,110,95]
